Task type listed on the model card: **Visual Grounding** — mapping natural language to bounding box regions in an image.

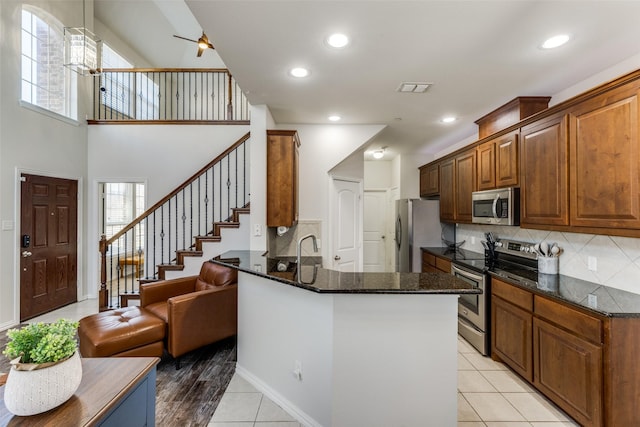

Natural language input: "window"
[21,6,77,119]
[101,183,145,254]
[100,44,133,116]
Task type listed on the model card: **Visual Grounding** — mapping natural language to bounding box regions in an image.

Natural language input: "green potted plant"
[2,319,83,416]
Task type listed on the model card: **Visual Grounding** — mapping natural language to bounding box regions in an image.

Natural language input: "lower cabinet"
[491,277,640,427]
[492,296,532,382]
[533,317,602,426]
[421,250,451,273]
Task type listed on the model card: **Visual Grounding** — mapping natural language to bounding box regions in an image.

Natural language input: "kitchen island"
[212,251,479,427]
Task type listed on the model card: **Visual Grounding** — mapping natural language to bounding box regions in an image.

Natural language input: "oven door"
[452,263,486,331]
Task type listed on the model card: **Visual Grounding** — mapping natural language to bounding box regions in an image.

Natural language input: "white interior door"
[363,190,387,272]
[331,178,361,272]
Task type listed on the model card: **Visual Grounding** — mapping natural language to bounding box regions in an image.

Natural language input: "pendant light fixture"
[64,0,102,75]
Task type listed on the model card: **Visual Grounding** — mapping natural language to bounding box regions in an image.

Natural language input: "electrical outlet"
[587,294,598,308]
[316,239,322,250]
[253,224,262,236]
[588,256,597,271]
[471,236,476,245]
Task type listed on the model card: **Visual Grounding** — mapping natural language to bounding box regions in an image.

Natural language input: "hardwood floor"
[0,329,237,427]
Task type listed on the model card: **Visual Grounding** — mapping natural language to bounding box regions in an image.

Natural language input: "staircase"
[99,132,251,310]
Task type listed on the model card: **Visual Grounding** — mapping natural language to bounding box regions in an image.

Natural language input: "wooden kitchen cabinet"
[491,277,640,427]
[454,148,477,222]
[533,317,602,427]
[419,163,439,197]
[569,82,640,229]
[421,250,451,273]
[477,131,519,190]
[266,130,300,227]
[439,158,455,222]
[491,279,533,381]
[520,113,569,227]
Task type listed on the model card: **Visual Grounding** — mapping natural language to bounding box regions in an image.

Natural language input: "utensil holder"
[538,256,559,275]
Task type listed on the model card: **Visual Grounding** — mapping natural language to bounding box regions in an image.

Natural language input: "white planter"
[4,351,83,416]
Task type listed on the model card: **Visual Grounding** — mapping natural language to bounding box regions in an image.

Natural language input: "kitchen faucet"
[296,234,318,268]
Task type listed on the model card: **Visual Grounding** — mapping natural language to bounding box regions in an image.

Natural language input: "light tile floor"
[27,298,99,324]
[210,337,579,427]
[21,303,579,427]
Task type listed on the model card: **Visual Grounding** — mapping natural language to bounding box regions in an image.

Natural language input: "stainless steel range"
[452,238,538,356]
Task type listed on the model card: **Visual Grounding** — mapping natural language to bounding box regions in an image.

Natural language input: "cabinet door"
[266,131,300,227]
[520,114,569,226]
[439,158,455,222]
[477,141,495,190]
[569,85,640,229]
[420,163,440,197]
[495,130,519,188]
[455,149,477,222]
[533,318,603,427]
[492,296,533,381]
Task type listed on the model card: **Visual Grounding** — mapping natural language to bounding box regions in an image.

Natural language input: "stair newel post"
[99,234,109,311]
[227,72,233,120]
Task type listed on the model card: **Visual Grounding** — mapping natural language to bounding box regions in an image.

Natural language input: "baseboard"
[235,364,323,427]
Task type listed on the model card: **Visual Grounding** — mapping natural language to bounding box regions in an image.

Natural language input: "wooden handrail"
[98,67,232,74]
[104,132,250,246]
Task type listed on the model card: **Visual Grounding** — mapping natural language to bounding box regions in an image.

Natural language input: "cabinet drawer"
[422,252,436,267]
[534,296,602,344]
[435,257,451,273]
[492,278,533,311]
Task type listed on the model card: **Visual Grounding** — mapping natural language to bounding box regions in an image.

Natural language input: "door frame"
[13,167,84,325]
[328,175,363,272]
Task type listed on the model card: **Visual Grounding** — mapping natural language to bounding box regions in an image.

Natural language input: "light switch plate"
[253,224,262,236]
[588,256,597,271]
[1,220,14,231]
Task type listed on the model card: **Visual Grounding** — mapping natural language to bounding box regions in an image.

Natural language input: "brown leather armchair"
[140,261,237,368]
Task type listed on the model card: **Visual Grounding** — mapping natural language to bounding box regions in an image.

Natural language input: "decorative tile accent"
[457,224,640,295]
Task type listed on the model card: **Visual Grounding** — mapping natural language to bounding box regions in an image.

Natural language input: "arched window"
[21,6,77,119]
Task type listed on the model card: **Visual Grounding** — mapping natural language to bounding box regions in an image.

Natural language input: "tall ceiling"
[96,0,640,159]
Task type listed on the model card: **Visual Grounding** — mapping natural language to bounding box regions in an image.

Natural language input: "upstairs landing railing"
[90,68,250,123]
[98,132,251,311]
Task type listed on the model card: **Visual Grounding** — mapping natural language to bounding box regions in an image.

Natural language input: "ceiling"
[95,1,640,160]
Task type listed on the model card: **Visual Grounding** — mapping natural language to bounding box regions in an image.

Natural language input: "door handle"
[334,255,341,261]
[22,251,32,258]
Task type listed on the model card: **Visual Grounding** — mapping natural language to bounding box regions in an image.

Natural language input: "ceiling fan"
[173,31,215,57]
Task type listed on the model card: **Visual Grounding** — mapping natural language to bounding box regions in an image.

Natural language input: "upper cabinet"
[419,163,440,197]
[454,148,477,223]
[477,130,520,191]
[266,130,300,227]
[520,113,569,227]
[569,83,640,229]
[439,158,455,222]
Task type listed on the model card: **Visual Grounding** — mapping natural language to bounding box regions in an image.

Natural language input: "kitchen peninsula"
[212,251,479,427]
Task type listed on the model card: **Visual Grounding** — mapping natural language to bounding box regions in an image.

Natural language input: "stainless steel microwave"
[471,187,520,226]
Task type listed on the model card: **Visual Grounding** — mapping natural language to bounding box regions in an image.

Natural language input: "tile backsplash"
[456,224,640,295]
[267,220,322,258]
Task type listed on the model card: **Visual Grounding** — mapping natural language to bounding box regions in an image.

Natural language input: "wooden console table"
[119,255,144,278]
[0,357,159,426]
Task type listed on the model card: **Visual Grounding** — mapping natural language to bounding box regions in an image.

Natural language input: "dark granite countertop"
[421,247,486,261]
[211,250,480,295]
[489,271,640,318]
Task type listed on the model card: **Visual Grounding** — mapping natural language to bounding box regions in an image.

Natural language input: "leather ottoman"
[78,306,165,358]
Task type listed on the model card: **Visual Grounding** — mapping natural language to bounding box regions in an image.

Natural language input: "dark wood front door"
[20,174,78,321]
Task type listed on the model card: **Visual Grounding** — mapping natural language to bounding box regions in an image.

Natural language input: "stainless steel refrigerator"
[395,199,455,272]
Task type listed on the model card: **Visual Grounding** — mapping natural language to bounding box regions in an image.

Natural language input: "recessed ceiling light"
[289,67,310,78]
[328,115,341,122]
[541,34,570,49]
[441,116,456,124]
[326,33,349,48]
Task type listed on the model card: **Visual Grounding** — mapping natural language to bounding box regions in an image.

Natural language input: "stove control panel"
[495,239,538,260]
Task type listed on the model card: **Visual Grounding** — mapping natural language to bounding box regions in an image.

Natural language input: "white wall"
[0,0,94,329]
[364,160,392,189]
[249,105,275,251]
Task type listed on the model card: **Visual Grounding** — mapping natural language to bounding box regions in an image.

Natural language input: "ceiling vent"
[397,82,432,93]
